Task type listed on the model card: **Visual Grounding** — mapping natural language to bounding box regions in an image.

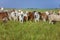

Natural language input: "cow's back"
[0,12,8,21]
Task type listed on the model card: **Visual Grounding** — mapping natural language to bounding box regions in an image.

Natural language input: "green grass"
[0,21,60,40]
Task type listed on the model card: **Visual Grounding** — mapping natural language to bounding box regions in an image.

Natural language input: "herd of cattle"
[0,8,60,24]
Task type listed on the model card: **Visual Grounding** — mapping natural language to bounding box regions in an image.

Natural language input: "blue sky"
[0,0,60,9]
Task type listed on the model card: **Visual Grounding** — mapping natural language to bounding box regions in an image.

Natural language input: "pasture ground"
[0,21,60,40]
[0,9,60,40]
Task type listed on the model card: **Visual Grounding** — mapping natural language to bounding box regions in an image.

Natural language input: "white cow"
[18,11,24,23]
[48,14,60,24]
[34,12,40,22]
[9,10,18,21]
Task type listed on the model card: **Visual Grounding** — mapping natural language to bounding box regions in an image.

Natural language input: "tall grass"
[0,21,60,40]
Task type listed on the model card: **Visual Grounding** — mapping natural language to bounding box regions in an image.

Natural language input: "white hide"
[45,11,49,15]
[18,11,24,23]
[48,14,60,24]
[34,12,40,22]
[10,10,18,21]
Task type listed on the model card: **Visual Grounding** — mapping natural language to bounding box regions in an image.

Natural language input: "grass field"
[0,9,60,40]
[0,20,60,40]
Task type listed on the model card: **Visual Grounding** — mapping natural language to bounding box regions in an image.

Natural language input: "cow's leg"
[35,18,39,22]
[43,18,46,22]
[13,16,17,21]
[35,19,36,22]
[52,20,56,24]
[3,17,8,23]
[38,18,39,22]
[49,20,54,24]
[25,16,28,22]
[51,22,54,24]
[8,16,12,21]
[20,19,23,23]
[14,17,16,21]
[15,17,18,21]
[49,20,52,24]
[19,17,23,23]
